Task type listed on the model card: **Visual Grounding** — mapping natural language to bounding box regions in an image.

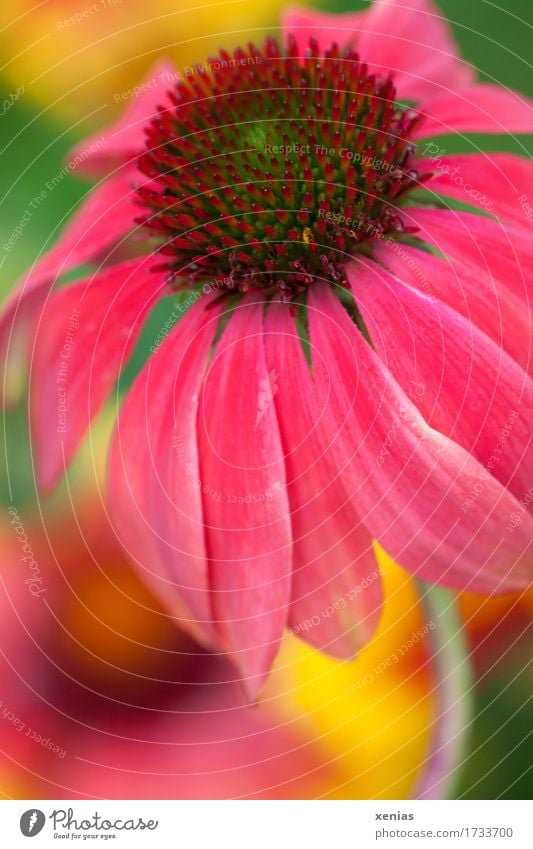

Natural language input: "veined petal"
[415,84,533,138]
[31,257,163,491]
[1,285,46,406]
[356,0,473,100]
[416,153,533,231]
[307,283,533,594]
[1,165,139,404]
[348,257,532,504]
[282,5,369,56]
[108,296,222,649]
[68,60,178,177]
[198,297,292,698]
[264,301,382,658]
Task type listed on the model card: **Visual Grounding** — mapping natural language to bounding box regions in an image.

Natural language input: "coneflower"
[2,0,532,697]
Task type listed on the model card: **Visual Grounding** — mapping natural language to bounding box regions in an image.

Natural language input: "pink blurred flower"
[0,500,323,799]
[2,0,532,696]
[0,487,433,800]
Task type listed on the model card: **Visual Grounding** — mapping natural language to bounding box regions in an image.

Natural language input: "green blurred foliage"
[324,0,533,95]
[456,645,533,799]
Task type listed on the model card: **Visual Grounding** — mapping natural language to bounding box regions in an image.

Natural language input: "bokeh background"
[0,0,532,799]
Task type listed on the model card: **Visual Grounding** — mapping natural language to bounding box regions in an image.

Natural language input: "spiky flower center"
[137,36,423,297]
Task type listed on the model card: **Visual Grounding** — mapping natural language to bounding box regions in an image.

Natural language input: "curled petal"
[357,0,474,100]
[282,5,369,56]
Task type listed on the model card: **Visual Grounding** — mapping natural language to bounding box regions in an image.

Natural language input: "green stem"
[414,582,473,800]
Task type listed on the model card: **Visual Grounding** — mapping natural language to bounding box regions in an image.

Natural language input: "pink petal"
[416,153,533,230]
[31,257,164,491]
[348,257,532,505]
[282,5,369,56]
[108,296,223,649]
[409,208,533,308]
[283,0,472,101]
[384,210,532,373]
[307,283,533,594]
[10,164,138,294]
[264,301,382,658]
[197,297,292,697]
[415,84,533,138]
[68,59,178,177]
[404,209,533,305]
[1,165,139,403]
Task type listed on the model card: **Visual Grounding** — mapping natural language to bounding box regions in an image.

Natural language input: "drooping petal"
[68,60,178,177]
[307,283,533,595]
[383,210,532,373]
[1,164,139,404]
[283,0,473,101]
[404,209,533,306]
[197,296,292,697]
[416,153,533,230]
[108,296,223,649]
[264,301,382,658]
[415,84,533,138]
[347,257,532,504]
[31,257,164,491]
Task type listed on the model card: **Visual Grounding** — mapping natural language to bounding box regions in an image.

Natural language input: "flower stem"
[414,582,473,800]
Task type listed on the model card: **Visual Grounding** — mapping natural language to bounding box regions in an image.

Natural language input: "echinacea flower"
[2,0,532,697]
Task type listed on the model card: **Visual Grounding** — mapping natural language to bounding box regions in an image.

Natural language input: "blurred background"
[0,0,532,800]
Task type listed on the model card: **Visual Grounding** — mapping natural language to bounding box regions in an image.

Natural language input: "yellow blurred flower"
[265,546,433,799]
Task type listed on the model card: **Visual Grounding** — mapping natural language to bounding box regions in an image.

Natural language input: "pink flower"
[2,0,532,697]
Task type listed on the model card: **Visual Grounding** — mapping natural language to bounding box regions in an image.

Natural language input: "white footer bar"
[1,799,530,848]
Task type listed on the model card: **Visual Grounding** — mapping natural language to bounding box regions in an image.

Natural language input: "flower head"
[2,0,532,697]
[137,35,422,296]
